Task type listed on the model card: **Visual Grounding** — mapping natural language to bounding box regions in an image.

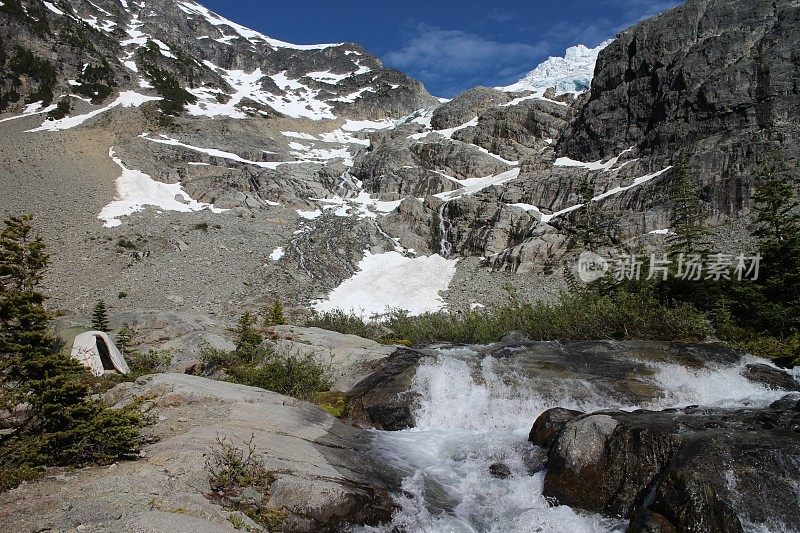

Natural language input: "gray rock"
[0,374,396,532]
[431,87,514,130]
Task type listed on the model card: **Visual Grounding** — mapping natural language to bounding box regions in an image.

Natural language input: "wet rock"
[628,509,677,533]
[527,407,583,450]
[770,394,800,411]
[345,348,427,430]
[488,463,512,479]
[534,406,800,532]
[741,363,800,392]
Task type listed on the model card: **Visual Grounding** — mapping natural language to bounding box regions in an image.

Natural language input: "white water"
[358,347,795,532]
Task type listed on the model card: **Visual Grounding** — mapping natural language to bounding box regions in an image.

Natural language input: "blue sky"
[200,0,683,97]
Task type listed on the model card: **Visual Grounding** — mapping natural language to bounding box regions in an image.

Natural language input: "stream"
[356,344,797,532]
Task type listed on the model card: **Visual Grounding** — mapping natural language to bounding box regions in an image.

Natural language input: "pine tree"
[91,300,109,332]
[0,216,142,476]
[743,165,800,337]
[232,312,262,360]
[667,156,710,257]
[264,299,286,327]
[115,324,135,357]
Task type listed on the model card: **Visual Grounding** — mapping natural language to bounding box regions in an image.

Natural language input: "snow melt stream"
[358,348,794,532]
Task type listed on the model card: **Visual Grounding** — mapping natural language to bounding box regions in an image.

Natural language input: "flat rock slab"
[0,374,394,532]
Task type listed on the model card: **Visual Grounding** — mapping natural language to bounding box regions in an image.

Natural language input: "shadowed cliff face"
[558,0,800,215]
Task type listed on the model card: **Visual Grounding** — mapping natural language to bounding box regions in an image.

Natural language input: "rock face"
[0,0,437,120]
[345,347,427,430]
[0,374,395,532]
[532,401,800,533]
[559,0,800,219]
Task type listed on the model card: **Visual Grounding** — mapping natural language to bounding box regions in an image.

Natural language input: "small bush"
[263,300,286,327]
[207,435,273,495]
[0,466,42,492]
[127,349,171,376]
[227,355,330,400]
[305,309,385,340]
[193,222,209,232]
[46,98,70,120]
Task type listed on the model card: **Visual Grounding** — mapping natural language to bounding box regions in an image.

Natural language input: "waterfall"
[356,347,793,533]
[437,202,453,258]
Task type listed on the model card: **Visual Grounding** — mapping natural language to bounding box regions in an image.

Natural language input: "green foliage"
[137,43,197,117]
[227,355,331,400]
[0,216,143,489]
[46,97,71,120]
[571,177,617,251]
[127,349,170,377]
[206,435,287,530]
[91,300,109,332]
[0,465,41,493]
[312,391,346,418]
[667,155,710,256]
[231,312,262,359]
[202,314,330,400]
[227,514,247,530]
[73,62,116,104]
[305,309,385,340]
[387,292,710,345]
[207,434,274,495]
[0,0,51,36]
[263,300,286,327]
[2,47,57,108]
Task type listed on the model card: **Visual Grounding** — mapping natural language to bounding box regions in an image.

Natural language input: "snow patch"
[269,247,285,261]
[313,251,458,318]
[28,91,161,132]
[98,148,224,228]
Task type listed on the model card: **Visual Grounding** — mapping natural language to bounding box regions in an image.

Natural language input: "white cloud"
[385,24,549,95]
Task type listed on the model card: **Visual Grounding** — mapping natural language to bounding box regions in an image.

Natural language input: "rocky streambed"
[1,336,797,532]
[350,340,800,532]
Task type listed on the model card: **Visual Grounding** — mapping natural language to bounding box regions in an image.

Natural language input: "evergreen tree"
[232,312,262,360]
[91,300,109,332]
[264,299,286,327]
[571,177,618,252]
[115,324,135,357]
[574,177,600,251]
[667,156,710,257]
[0,216,142,478]
[740,165,800,337]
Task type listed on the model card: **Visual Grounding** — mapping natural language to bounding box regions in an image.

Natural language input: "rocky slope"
[0,0,797,324]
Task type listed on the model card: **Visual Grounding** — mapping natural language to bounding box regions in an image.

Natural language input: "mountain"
[0,0,797,332]
[497,40,613,95]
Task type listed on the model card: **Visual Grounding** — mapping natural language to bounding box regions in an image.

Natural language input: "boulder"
[267,325,397,392]
[345,347,427,430]
[532,405,800,532]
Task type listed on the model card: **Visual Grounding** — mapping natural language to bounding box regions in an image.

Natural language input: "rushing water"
[357,345,795,533]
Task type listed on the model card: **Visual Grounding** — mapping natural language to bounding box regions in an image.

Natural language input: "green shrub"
[264,299,286,327]
[0,466,42,493]
[305,309,385,340]
[227,355,330,400]
[47,98,70,120]
[127,349,171,377]
[0,215,145,489]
